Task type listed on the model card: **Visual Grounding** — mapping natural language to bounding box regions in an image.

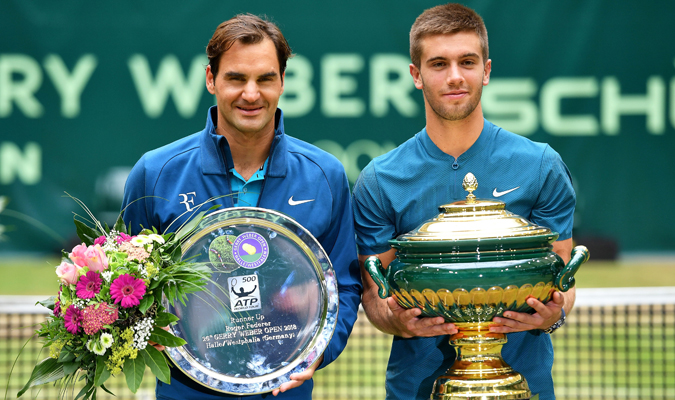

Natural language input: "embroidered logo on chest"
[178,192,197,211]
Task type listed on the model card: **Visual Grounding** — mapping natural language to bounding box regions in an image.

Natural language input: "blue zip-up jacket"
[121,106,362,399]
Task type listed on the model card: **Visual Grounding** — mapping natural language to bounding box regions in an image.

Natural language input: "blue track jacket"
[121,106,362,399]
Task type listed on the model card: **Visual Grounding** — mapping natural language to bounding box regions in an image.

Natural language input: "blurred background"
[1,1,673,399]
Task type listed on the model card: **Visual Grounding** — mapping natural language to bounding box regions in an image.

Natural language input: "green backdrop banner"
[1,1,673,254]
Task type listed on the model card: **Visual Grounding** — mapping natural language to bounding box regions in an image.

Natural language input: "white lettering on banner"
[484,76,669,136]
[1,52,674,136]
[0,54,43,118]
[314,139,396,183]
[481,79,538,136]
[370,54,418,117]
[281,53,418,118]
[43,54,98,118]
[541,77,599,136]
[128,54,207,118]
[601,76,665,135]
[0,142,41,185]
[278,55,315,117]
[321,54,365,117]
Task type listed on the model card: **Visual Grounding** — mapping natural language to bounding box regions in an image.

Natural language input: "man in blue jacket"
[121,14,362,400]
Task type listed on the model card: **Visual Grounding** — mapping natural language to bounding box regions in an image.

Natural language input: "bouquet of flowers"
[16,201,215,399]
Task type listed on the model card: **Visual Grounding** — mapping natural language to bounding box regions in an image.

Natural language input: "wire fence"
[2,287,674,400]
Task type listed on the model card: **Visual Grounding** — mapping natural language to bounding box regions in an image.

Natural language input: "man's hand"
[387,297,457,338]
[491,239,577,333]
[360,251,456,338]
[490,291,564,333]
[271,355,323,396]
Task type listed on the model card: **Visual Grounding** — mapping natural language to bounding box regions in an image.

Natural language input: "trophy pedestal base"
[431,323,531,400]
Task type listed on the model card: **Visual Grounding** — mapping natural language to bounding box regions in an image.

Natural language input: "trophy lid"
[396,173,555,242]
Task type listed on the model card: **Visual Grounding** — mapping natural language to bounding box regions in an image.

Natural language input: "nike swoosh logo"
[288,196,315,206]
[493,187,520,197]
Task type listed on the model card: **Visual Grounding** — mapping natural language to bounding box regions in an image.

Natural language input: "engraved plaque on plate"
[163,207,338,395]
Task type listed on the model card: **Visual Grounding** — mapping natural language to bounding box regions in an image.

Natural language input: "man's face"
[206,38,284,137]
[410,31,491,122]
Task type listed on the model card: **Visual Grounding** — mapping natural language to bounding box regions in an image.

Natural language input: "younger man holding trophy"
[122,14,362,400]
[352,4,576,399]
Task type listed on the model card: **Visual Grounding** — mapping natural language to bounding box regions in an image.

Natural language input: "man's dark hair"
[410,3,489,67]
[207,14,293,79]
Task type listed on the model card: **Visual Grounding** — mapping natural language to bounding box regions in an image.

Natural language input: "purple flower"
[64,305,83,335]
[53,288,62,317]
[94,236,106,246]
[110,274,146,308]
[116,233,132,244]
[76,271,102,299]
[53,300,61,317]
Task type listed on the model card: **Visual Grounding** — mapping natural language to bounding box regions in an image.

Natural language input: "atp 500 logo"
[228,275,261,312]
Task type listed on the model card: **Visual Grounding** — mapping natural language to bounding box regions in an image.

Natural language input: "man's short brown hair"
[206,14,293,79]
[410,3,488,68]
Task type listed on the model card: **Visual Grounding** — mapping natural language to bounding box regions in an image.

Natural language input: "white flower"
[131,317,155,350]
[100,231,120,252]
[102,241,118,253]
[100,333,114,348]
[74,298,88,309]
[91,340,106,356]
[101,270,113,282]
[131,236,152,247]
[86,338,106,355]
[148,234,165,244]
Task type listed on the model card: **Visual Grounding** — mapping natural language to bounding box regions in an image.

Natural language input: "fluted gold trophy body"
[365,173,589,399]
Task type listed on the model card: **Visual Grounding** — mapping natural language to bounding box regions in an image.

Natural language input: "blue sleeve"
[121,155,153,236]
[531,146,576,240]
[318,169,362,369]
[352,162,395,255]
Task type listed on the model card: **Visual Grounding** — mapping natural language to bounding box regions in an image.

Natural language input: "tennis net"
[1,287,673,400]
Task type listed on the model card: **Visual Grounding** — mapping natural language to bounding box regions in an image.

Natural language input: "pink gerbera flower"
[64,305,83,334]
[76,271,102,299]
[110,274,146,308]
[94,236,106,246]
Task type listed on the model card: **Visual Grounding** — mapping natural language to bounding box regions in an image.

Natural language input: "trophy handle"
[364,256,390,299]
[554,245,590,292]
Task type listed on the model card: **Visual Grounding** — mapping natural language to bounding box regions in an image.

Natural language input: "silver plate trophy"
[163,208,338,394]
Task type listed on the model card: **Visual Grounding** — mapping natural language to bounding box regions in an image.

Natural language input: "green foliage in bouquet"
[12,197,220,400]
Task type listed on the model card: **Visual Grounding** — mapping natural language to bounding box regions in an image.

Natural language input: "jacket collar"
[419,118,494,162]
[200,106,287,178]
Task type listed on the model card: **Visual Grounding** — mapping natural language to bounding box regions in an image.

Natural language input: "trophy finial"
[462,173,478,203]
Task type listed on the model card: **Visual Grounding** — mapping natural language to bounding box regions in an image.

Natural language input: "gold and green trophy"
[365,173,589,399]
